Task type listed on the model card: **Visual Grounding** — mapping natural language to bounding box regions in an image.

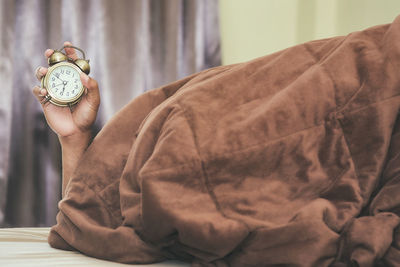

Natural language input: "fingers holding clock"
[35,66,48,81]
[80,73,100,111]
[43,41,78,61]
[34,48,55,103]
[35,43,96,114]
[32,85,42,100]
[34,49,52,106]
[38,47,57,80]
[63,41,78,60]
[32,86,50,106]
[34,66,50,106]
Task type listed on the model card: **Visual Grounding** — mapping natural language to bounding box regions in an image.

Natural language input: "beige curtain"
[0,0,220,227]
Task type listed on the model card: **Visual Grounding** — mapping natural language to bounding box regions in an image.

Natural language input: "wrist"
[58,130,93,199]
[58,130,92,149]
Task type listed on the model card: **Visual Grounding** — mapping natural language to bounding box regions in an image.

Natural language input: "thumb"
[80,72,100,110]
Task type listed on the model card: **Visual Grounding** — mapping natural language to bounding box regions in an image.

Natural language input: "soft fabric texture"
[49,16,400,266]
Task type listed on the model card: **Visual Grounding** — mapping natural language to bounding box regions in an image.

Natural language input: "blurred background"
[1,0,400,227]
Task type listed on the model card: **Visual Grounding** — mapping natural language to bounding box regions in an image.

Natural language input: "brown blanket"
[49,16,400,267]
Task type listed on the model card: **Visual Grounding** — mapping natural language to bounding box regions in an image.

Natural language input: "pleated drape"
[0,0,220,227]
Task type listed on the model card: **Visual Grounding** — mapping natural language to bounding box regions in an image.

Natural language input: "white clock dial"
[47,64,83,101]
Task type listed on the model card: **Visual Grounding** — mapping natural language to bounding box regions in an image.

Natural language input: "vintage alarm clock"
[41,45,90,107]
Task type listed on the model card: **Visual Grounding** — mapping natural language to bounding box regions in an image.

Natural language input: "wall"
[219,0,400,65]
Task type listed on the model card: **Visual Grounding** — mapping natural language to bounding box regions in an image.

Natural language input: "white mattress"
[0,227,189,267]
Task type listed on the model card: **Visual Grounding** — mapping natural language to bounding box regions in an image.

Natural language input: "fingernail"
[40,89,47,95]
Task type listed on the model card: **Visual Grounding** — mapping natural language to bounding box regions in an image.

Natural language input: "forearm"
[59,131,92,198]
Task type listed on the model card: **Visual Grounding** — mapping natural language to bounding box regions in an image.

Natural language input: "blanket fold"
[49,15,400,267]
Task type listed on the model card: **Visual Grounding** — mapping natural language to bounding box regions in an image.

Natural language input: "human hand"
[32,41,100,140]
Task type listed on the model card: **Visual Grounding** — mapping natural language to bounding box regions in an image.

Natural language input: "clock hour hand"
[54,73,67,83]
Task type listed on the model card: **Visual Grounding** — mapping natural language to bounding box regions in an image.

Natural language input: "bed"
[0,227,189,267]
[4,17,400,267]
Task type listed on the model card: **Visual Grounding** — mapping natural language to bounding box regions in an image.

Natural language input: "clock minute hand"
[62,81,68,94]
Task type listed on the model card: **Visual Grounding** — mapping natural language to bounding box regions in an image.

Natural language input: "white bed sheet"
[0,227,189,267]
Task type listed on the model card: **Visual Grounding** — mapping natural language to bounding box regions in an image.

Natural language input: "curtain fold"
[1,0,220,227]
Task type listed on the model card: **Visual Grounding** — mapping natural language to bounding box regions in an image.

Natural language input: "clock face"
[46,63,83,102]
